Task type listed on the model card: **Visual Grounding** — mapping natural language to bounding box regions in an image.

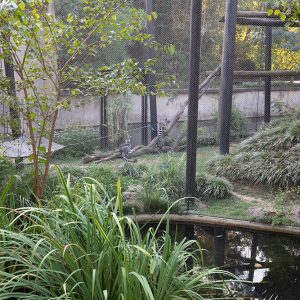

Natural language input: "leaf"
[18,1,25,11]
[280,14,287,21]
[152,12,158,20]
[267,9,274,16]
[274,9,281,16]
[39,146,47,153]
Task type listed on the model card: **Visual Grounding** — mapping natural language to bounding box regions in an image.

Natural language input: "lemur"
[119,138,137,163]
[158,119,168,137]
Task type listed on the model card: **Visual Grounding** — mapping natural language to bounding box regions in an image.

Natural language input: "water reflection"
[195,227,300,300]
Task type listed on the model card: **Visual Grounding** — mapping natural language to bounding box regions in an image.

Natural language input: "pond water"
[195,226,300,300]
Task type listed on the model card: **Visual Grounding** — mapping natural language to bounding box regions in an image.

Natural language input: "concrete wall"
[56,88,300,129]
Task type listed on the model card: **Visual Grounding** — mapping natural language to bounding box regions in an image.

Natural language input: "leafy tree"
[0,0,172,199]
[266,0,300,22]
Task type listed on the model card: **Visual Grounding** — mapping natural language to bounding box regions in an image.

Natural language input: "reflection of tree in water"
[195,228,300,300]
[253,236,300,300]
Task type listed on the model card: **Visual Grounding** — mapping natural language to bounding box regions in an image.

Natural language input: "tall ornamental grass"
[209,111,300,188]
[0,169,236,299]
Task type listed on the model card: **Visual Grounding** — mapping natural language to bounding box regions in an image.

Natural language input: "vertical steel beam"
[141,94,148,145]
[264,27,272,123]
[185,0,202,201]
[100,96,108,149]
[218,0,238,155]
[213,227,226,267]
[145,0,158,139]
[3,45,21,139]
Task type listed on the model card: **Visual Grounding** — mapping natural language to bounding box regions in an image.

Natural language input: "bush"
[196,173,232,199]
[0,172,236,299]
[54,126,99,158]
[197,128,218,146]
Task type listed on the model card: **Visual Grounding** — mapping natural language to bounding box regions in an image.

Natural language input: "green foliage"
[144,154,185,200]
[197,127,218,146]
[0,0,174,198]
[141,184,170,213]
[118,162,148,179]
[266,0,300,23]
[0,171,236,299]
[230,107,248,139]
[107,95,132,147]
[54,126,99,158]
[209,112,300,188]
[0,155,14,183]
[196,173,232,199]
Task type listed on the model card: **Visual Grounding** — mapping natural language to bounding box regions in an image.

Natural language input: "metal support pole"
[146,0,158,139]
[185,0,202,203]
[218,0,238,155]
[264,26,272,123]
[141,95,148,145]
[100,96,108,149]
[3,46,21,139]
[213,227,226,267]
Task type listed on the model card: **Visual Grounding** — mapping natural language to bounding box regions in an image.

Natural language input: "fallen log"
[83,65,221,164]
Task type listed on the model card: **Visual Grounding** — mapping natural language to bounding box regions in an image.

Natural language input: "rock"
[123,185,144,213]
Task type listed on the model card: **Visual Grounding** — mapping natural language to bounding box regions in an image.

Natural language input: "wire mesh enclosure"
[0,1,300,299]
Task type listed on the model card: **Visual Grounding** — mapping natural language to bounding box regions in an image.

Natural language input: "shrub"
[196,173,232,199]
[53,126,99,158]
[0,172,236,299]
[230,107,247,139]
[212,106,248,141]
[197,128,218,146]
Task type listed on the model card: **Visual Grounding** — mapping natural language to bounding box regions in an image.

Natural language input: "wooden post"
[185,0,203,203]
[218,0,238,155]
[146,0,158,139]
[264,27,272,123]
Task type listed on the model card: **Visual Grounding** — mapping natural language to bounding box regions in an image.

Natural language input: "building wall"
[56,88,300,129]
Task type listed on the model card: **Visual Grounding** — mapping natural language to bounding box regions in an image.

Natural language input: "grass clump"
[196,173,232,199]
[118,162,148,178]
[209,112,300,188]
[144,153,186,200]
[0,170,236,299]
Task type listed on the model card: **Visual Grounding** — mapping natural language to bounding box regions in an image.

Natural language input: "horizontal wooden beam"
[234,70,300,78]
[237,11,269,18]
[220,16,300,27]
[206,70,300,79]
[131,214,300,236]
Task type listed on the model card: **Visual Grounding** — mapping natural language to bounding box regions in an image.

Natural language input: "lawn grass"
[201,197,253,221]
[50,145,299,227]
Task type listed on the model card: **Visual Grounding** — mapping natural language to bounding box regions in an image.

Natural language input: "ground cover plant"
[209,111,300,188]
[0,170,237,299]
